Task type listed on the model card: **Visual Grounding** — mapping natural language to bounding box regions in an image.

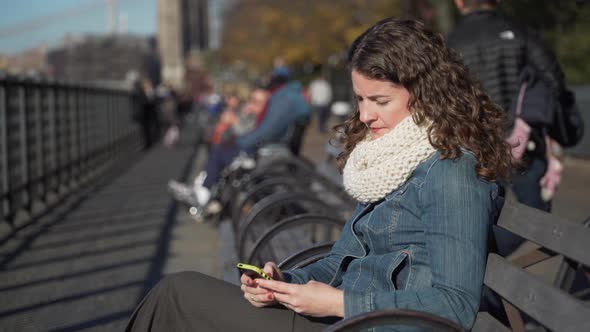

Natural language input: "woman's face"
[351,70,411,140]
[248,89,268,114]
[227,95,240,109]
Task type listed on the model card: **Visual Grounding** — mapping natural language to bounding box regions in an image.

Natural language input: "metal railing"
[0,75,142,226]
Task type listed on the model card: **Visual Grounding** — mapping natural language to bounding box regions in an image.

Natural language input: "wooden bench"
[318,197,590,331]
[214,144,590,330]
[471,198,590,331]
[216,143,590,330]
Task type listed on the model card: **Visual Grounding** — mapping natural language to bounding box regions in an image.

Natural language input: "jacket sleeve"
[343,157,495,330]
[281,252,343,285]
[282,204,364,285]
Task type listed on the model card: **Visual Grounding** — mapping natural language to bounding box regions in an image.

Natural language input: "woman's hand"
[262,261,284,281]
[239,262,283,307]
[257,279,344,317]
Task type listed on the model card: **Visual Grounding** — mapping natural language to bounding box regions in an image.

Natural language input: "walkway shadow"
[0,128,201,331]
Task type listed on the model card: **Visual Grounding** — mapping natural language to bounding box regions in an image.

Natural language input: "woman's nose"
[359,104,377,124]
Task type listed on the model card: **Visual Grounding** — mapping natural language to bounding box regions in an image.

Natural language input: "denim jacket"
[283,151,501,331]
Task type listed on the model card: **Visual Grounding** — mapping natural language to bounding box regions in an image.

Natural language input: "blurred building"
[46,34,153,83]
[0,45,48,76]
[157,0,209,88]
[183,0,209,52]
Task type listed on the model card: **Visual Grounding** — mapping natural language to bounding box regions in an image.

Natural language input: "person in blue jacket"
[126,18,511,332]
[173,69,311,208]
[235,69,311,155]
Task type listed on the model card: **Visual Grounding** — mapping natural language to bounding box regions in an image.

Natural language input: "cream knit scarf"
[343,116,437,203]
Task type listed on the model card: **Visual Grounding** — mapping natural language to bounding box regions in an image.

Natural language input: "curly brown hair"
[335,18,512,181]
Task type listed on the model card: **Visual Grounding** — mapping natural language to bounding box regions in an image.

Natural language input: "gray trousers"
[125,271,340,332]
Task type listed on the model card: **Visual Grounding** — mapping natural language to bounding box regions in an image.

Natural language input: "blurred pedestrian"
[133,78,158,150]
[448,0,583,255]
[157,82,180,147]
[330,101,352,125]
[309,73,333,133]
[218,89,269,145]
[209,92,241,145]
[448,3,585,327]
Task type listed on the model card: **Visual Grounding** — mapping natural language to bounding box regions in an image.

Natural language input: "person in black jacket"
[133,77,159,150]
[448,0,572,117]
[448,0,580,255]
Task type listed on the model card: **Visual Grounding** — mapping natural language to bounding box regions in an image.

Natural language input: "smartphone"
[236,263,273,280]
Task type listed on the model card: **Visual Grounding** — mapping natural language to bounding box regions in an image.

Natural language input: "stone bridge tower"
[157,0,208,88]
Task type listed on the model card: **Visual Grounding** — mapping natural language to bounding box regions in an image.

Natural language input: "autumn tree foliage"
[219,0,401,72]
[218,0,589,84]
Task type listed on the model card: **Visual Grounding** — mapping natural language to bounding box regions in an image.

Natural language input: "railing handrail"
[0,76,142,229]
[0,73,132,92]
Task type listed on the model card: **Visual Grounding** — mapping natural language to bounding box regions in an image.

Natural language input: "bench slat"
[471,312,510,332]
[484,254,590,331]
[498,199,590,267]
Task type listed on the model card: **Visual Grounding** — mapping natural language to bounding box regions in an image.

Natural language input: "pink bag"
[507,118,531,161]
[507,82,531,161]
[540,138,563,202]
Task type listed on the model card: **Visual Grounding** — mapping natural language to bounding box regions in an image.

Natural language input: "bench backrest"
[472,198,590,331]
[285,121,308,156]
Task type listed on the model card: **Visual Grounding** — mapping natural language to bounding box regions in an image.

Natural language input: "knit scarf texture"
[343,116,437,203]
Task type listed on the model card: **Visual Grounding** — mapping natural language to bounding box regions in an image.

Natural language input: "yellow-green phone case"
[236,263,272,280]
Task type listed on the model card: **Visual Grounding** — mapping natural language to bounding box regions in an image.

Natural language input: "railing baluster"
[116,93,121,157]
[70,86,78,184]
[64,86,71,187]
[116,95,120,156]
[108,92,114,164]
[18,84,29,210]
[59,86,66,191]
[109,93,114,163]
[79,88,86,182]
[55,86,62,191]
[34,86,43,202]
[99,92,105,169]
[76,88,82,182]
[88,90,94,175]
[0,81,9,223]
[48,86,57,194]
[90,91,98,172]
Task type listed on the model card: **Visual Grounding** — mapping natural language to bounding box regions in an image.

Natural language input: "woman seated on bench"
[125,18,511,332]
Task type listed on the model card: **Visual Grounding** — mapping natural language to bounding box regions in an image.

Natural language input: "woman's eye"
[376,100,389,106]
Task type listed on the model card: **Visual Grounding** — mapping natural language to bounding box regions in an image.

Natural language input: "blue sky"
[0,0,157,54]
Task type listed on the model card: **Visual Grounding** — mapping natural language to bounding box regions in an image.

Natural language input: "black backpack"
[549,88,584,148]
[510,66,584,149]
